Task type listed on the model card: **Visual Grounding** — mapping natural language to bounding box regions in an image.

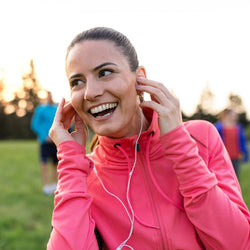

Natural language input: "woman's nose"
[84,79,104,101]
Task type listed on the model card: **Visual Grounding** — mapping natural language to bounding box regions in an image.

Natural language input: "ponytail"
[90,134,99,152]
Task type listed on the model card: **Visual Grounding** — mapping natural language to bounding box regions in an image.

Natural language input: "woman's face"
[66,40,141,138]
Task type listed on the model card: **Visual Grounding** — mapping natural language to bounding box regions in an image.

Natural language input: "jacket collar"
[93,109,161,165]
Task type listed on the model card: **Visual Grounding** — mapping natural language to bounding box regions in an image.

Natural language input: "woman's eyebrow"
[93,62,117,72]
[69,62,117,80]
[69,73,83,81]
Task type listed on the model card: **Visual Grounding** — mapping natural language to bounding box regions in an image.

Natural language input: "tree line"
[0,60,43,139]
[0,60,249,140]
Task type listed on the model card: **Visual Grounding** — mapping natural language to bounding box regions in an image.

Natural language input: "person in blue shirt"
[31,91,58,195]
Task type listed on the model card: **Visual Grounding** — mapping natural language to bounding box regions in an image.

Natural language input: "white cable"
[93,165,133,225]
[116,109,143,250]
[91,109,144,250]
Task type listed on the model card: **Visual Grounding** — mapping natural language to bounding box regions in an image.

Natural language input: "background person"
[48,27,250,249]
[215,108,249,179]
[31,91,58,195]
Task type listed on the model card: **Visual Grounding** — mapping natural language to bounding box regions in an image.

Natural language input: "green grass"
[240,162,250,208]
[0,141,54,250]
[0,140,250,249]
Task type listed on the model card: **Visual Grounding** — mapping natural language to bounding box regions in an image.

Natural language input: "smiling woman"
[47,27,250,250]
[66,39,145,139]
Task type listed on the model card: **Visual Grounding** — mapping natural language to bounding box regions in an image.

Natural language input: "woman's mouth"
[89,102,118,118]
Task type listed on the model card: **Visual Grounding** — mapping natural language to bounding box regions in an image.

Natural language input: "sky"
[0,0,250,116]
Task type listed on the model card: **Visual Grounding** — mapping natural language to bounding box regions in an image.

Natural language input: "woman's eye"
[99,69,113,78]
[71,79,84,88]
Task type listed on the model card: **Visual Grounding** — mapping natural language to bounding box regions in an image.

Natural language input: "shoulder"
[33,104,44,114]
[51,103,58,108]
[35,104,46,110]
[184,119,215,133]
[35,104,42,109]
[214,121,223,130]
[50,104,58,111]
[184,120,220,147]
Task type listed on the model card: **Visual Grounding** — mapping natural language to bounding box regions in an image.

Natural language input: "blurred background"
[1,0,250,249]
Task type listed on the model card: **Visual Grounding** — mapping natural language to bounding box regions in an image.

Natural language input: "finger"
[137,84,170,105]
[137,77,166,89]
[62,101,74,114]
[137,77,173,99]
[140,98,179,112]
[140,99,182,135]
[54,98,66,122]
[54,98,74,123]
[62,102,75,120]
[61,102,76,129]
[137,77,178,104]
[64,109,76,130]
[139,100,162,113]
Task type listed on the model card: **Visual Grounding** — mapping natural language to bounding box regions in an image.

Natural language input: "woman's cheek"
[70,92,81,111]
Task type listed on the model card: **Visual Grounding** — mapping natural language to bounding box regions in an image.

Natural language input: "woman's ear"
[136,66,147,78]
[136,66,146,103]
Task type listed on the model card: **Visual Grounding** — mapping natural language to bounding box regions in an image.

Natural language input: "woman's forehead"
[69,40,122,58]
[66,40,129,74]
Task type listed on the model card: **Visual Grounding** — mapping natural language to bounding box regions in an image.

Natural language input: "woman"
[215,108,249,179]
[48,27,250,250]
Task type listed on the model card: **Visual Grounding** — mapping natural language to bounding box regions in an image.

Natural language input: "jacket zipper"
[137,148,168,250]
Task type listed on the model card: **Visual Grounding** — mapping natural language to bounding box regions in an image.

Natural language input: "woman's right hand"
[49,98,86,147]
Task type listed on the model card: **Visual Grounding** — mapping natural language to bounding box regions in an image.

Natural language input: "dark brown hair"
[66,27,139,72]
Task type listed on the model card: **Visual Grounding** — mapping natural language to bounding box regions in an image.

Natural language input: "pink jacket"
[47,109,250,250]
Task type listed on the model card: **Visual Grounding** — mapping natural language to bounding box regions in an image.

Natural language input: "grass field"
[0,141,54,250]
[0,140,250,249]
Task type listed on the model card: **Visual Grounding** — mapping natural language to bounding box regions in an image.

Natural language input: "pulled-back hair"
[66,27,139,72]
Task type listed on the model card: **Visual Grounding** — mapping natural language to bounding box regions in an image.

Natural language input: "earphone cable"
[91,109,144,250]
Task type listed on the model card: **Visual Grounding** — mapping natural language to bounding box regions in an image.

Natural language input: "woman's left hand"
[136,77,183,135]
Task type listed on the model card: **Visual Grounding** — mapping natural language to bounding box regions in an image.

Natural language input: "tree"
[0,68,7,139]
[195,82,215,115]
[17,59,42,117]
[0,68,5,110]
[188,82,217,123]
[3,59,43,118]
[0,59,45,139]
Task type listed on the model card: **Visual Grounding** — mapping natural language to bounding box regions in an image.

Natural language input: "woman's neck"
[141,111,150,132]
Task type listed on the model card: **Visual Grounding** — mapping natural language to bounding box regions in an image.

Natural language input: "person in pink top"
[215,108,249,179]
[47,27,250,249]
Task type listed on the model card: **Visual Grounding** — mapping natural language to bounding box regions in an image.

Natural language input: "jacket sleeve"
[160,121,250,250]
[47,141,99,250]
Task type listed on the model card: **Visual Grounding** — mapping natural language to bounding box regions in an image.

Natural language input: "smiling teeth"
[90,103,117,114]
